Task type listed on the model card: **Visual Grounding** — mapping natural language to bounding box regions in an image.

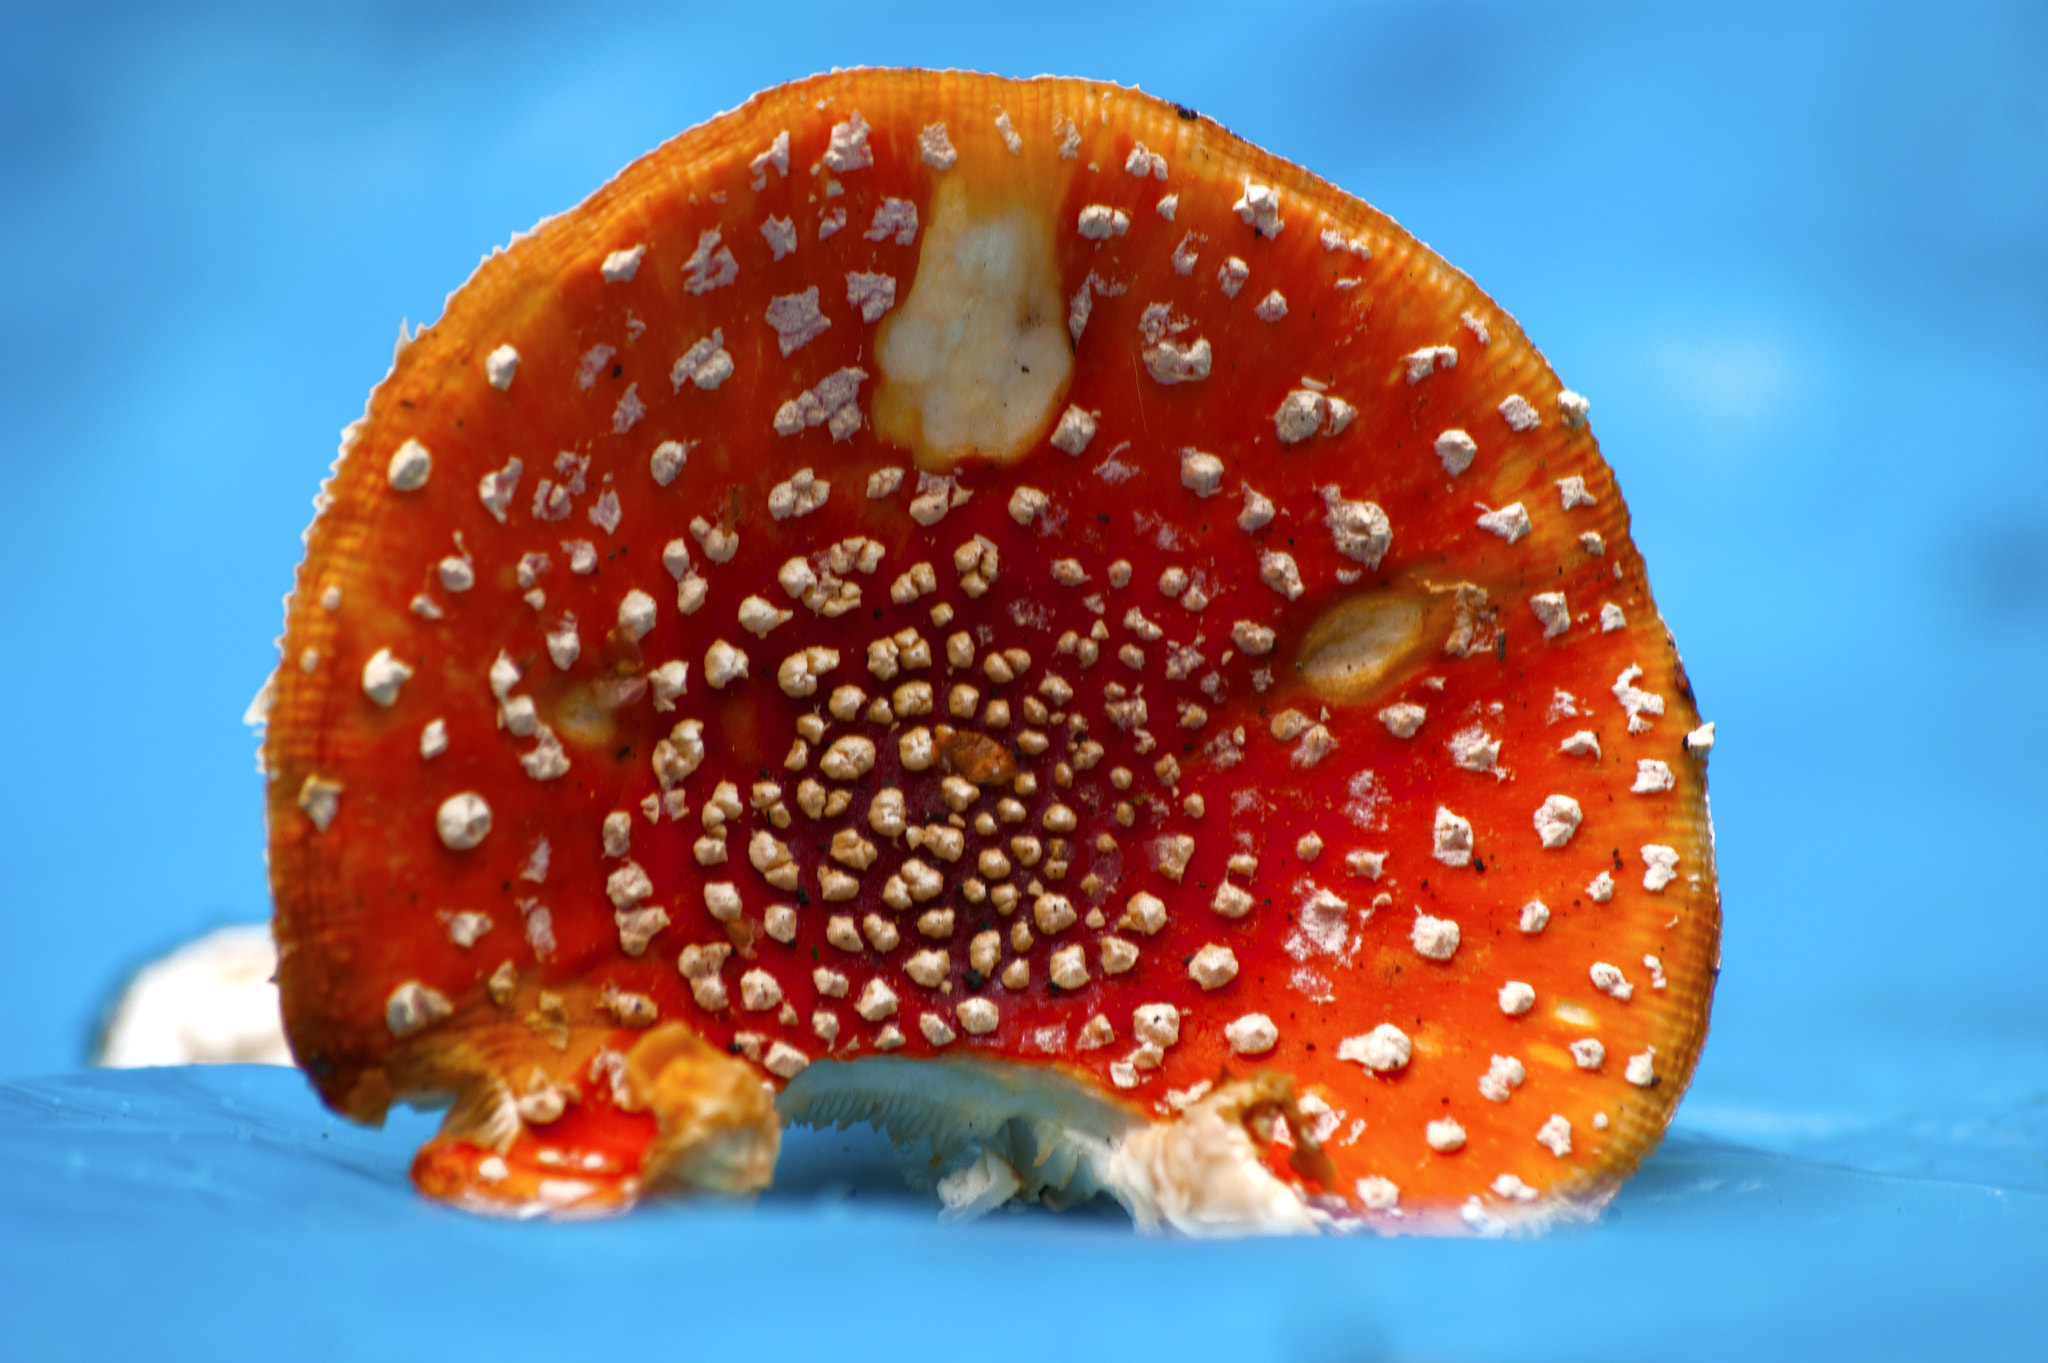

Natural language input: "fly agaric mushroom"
[257,70,1718,1233]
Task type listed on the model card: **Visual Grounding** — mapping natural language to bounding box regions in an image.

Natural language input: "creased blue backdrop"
[1,2,2043,1359]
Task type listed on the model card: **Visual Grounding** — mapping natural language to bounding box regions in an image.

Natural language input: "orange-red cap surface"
[262,69,1719,1232]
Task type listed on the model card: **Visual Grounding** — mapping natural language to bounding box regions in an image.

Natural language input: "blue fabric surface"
[3,1065,2043,1361]
[1,2,2044,1357]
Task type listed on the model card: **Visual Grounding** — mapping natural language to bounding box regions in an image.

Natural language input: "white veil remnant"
[96,924,293,1068]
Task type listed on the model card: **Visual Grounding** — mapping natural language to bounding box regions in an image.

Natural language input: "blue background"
[2,2,2043,1358]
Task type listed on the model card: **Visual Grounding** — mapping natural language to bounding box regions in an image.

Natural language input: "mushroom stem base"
[404,1019,779,1217]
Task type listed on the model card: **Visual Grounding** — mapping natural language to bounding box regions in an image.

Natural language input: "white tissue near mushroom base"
[778,1056,1319,1235]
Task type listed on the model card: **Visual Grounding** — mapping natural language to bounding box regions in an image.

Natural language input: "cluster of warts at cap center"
[284,86,1702,1224]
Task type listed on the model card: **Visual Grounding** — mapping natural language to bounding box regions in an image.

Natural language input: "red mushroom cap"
[262,69,1719,1232]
